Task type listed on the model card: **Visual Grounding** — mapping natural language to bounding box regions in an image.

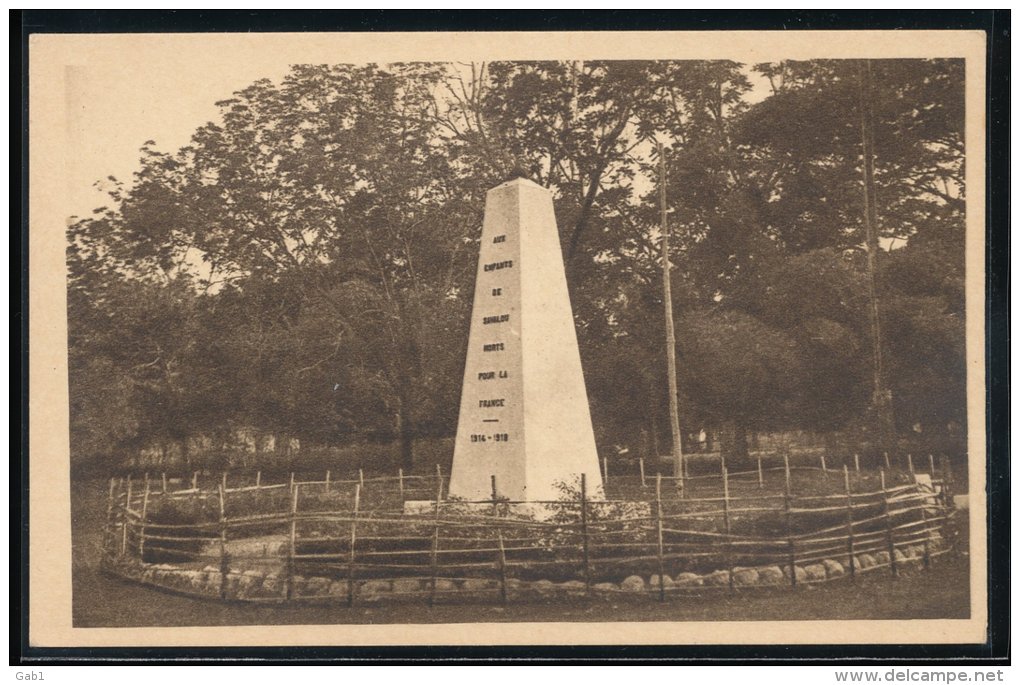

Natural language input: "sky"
[65,54,293,221]
[62,40,770,222]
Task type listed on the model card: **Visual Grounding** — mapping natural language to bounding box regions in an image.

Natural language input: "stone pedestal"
[447,178,604,502]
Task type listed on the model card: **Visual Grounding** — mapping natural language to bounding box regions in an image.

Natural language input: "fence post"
[674,461,685,500]
[820,453,827,474]
[347,483,360,607]
[783,453,791,494]
[435,463,442,498]
[139,479,151,560]
[883,451,891,471]
[122,476,133,556]
[722,466,734,592]
[218,484,228,599]
[919,480,932,570]
[222,471,228,493]
[655,473,666,602]
[939,455,954,504]
[398,468,405,499]
[639,457,646,488]
[678,451,686,499]
[191,471,198,490]
[844,465,855,580]
[285,483,299,600]
[256,470,261,489]
[492,474,508,604]
[928,454,936,480]
[497,528,508,605]
[359,468,365,490]
[757,453,764,489]
[907,453,915,477]
[289,472,295,495]
[880,470,897,576]
[324,470,331,493]
[103,478,116,560]
[429,476,442,607]
[784,471,796,587]
[580,473,592,597]
[161,472,168,494]
[854,453,861,473]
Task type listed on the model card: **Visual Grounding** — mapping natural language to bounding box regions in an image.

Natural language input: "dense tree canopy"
[67,58,967,471]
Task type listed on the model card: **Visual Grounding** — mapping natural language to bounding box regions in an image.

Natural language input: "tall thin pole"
[858,59,894,449]
[658,141,684,485]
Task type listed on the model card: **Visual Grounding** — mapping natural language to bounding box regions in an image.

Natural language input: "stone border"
[103,540,943,604]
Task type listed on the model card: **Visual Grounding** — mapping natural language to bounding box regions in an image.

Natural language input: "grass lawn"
[71,478,971,628]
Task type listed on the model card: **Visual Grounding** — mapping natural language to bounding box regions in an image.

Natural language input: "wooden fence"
[101,462,955,605]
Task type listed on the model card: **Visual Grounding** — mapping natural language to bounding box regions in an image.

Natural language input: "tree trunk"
[648,389,660,458]
[277,431,293,471]
[858,59,895,450]
[657,143,684,480]
[396,387,414,471]
[721,421,749,462]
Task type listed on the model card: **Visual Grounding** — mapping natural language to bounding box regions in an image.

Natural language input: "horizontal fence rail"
[101,461,956,605]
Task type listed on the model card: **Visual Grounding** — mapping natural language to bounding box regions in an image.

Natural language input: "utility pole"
[857,59,895,451]
[658,142,684,483]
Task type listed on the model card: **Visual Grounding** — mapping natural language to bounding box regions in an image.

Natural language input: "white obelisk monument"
[448,178,604,502]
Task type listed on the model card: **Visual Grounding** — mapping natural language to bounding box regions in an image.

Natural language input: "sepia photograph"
[26,24,992,651]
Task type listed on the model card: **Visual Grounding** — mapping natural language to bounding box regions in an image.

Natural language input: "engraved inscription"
[470,433,510,443]
[493,234,506,243]
[483,260,513,272]
[478,399,505,407]
[483,343,504,352]
[482,314,510,324]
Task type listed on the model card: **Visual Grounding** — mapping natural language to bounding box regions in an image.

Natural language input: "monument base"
[403,500,568,521]
[402,500,651,521]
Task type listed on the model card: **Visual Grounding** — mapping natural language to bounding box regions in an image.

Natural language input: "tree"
[70,63,483,470]
[65,58,968,471]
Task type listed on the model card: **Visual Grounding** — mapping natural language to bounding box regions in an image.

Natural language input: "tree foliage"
[67,58,967,469]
